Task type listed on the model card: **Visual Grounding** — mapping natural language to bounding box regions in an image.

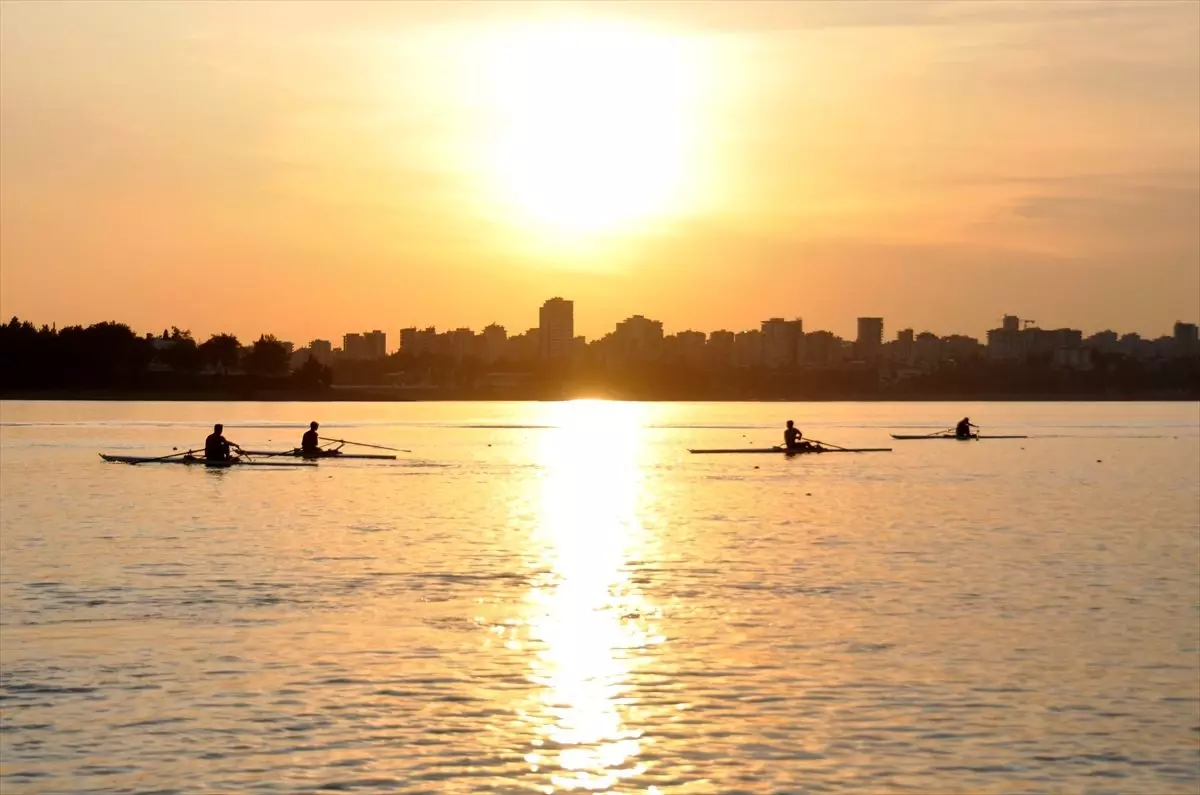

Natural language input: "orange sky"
[2,0,1197,344]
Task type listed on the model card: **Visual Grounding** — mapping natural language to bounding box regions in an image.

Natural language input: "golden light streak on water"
[520,400,660,791]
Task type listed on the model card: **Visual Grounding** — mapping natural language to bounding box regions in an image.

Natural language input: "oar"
[253,444,308,457]
[319,436,410,453]
[924,427,955,438]
[804,437,852,452]
[135,448,199,464]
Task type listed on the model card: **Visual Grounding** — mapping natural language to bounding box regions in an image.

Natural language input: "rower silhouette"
[784,420,816,452]
[205,424,234,461]
[301,422,320,455]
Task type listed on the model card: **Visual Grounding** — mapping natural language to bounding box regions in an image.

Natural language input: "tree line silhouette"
[0,317,330,393]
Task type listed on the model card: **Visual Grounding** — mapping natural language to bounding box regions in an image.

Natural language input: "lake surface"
[1,400,1198,794]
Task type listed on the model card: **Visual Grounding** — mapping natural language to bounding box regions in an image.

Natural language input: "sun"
[472,19,706,240]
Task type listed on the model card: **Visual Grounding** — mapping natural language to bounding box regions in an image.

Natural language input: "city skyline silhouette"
[2,2,1197,344]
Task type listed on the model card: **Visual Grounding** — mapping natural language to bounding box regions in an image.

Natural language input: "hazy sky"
[2,0,1197,343]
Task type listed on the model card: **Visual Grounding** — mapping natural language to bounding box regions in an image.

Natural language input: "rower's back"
[301,421,320,454]
[205,429,229,460]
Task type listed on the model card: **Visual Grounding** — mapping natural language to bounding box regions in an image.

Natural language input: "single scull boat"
[689,446,892,455]
[100,454,316,468]
[890,434,1027,440]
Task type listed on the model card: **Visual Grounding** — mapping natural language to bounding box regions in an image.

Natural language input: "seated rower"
[955,417,977,439]
[784,420,817,452]
[301,421,321,456]
[205,423,234,461]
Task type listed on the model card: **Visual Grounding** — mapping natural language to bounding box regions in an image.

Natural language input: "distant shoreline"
[3,389,1198,403]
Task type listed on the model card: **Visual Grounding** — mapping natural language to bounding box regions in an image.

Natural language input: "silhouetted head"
[214,423,223,433]
[963,417,970,422]
[786,420,794,428]
[310,421,318,431]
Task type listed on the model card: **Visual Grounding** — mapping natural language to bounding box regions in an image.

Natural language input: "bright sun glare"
[476,19,704,240]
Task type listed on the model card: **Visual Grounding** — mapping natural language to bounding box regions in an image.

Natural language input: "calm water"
[1,400,1198,794]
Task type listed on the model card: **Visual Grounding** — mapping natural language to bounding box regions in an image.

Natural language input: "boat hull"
[100,454,316,467]
[239,449,397,460]
[890,434,1027,440]
[688,447,892,455]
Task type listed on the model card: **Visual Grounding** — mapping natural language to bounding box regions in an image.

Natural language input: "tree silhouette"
[294,354,333,387]
[159,336,203,374]
[244,335,289,376]
[199,334,241,375]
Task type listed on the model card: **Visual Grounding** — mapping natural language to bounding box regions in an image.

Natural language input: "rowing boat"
[239,449,397,460]
[688,447,892,455]
[100,454,316,468]
[890,434,1027,440]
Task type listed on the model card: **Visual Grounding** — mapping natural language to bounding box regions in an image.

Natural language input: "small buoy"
[806,492,812,496]
[1097,459,1102,463]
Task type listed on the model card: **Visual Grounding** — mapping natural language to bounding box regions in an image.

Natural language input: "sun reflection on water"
[521,400,659,792]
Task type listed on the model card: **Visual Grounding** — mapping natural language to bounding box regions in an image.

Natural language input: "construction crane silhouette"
[993,315,1040,330]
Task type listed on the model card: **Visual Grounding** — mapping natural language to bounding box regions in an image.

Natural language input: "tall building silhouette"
[1175,321,1198,353]
[1174,321,1198,344]
[309,339,333,361]
[856,317,883,360]
[343,330,387,359]
[612,315,664,362]
[538,298,574,361]
[363,330,387,359]
[760,317,803,368]
[481,324,507,363]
